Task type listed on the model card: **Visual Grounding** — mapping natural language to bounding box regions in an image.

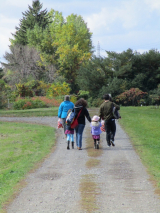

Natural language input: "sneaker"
[110,140,115,146]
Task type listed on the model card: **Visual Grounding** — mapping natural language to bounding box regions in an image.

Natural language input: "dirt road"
[0,116,160,213]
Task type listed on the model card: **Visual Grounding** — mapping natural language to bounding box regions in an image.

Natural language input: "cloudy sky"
[0,0,160,63]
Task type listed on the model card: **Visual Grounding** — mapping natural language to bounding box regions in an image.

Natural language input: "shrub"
[13,98,46,110]
[115,88,148,106]
[13,96,61,110]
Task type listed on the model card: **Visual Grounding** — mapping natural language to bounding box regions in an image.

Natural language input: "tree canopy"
[11,0,50,45]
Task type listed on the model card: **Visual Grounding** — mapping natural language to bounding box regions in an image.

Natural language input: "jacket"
[99,101,120,121]
[91,121,102,135]
[74,105,91,125]
[58,101,74,118]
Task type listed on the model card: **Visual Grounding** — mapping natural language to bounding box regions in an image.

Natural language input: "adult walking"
[99,94,120,147]
[58,95,74,135]
[74,98,91,150]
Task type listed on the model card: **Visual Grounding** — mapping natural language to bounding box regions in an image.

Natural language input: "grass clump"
[119,106,160,189]
[0,121,56,211]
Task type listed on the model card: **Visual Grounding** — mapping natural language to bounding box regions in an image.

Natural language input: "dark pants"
[105,119,116,146]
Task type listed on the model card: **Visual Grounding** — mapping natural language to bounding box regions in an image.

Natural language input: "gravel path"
[0,116,160,213]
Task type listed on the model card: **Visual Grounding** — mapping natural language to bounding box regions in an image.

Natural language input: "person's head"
[103,94,110,100]
[92,115,100,122]
[75,98,87,107]
[64,95,70,101]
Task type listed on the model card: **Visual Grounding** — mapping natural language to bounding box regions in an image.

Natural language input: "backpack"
[112,104,121,119]
[66,109,76,125]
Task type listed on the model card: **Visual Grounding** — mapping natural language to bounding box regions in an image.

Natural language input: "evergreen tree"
[11,0,50,45]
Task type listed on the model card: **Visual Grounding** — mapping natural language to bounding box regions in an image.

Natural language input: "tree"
[2,45,57,85]
[27,11,93,92]
[11,0,50,45]
[77,56,112,97]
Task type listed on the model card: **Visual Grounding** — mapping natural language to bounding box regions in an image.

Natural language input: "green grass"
[119,106,160,188]
[0,122,56,211]
[0,107,58,117]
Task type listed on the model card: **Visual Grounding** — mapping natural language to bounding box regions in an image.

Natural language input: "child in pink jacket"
[90,115,102,149]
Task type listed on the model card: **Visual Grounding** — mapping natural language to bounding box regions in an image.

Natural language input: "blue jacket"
[58,101,74,118]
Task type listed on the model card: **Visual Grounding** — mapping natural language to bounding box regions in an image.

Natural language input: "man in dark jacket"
[99,94,120,147]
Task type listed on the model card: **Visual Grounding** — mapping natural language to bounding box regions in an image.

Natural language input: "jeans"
[75,124,85,148]
[67,134,74,142]
[105,119,116,146]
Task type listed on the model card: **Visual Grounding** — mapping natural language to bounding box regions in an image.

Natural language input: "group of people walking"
[58,94,120,150]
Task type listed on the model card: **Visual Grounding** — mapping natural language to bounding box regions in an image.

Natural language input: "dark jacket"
[99,101,120,121]
[74,105,91,125]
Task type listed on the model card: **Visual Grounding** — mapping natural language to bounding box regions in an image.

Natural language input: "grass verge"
[80,174,99,213]
[0,107,58,117]
[0,121,56,212]
[119,106,160,191]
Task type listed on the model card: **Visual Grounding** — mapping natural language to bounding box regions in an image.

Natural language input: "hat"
[92,115,100,122]
[64,95,70,101]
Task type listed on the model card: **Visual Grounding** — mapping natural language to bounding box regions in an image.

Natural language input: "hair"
[103,94,110,100]
[64,95,70,101]
[75,98,87,107]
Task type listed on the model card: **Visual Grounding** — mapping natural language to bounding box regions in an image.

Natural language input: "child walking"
[65,109,74,150]
[91,115,102,149]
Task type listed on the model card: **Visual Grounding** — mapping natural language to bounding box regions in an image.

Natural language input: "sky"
[1,0,160,63]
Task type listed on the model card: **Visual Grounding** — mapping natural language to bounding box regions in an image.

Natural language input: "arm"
[84,108,91,122]
[113,102,120,110]
[99,105,104,120]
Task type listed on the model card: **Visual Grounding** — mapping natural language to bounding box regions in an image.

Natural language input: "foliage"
[0,67,4,79]
[47,82,71,98]
[13,96,61,110]
[70,95,77,104]
[78,90,90,100]
[27,10,93,92]
[77,56,112,97]
[15,80,51,97]
[149,84,160,105]
[115,88,148,106]
[13,98,46,110]
[0,79,7,109]
[87,97,103,107]
[11,0,50,45]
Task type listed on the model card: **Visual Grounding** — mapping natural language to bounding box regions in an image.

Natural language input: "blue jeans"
[75,124,85,148]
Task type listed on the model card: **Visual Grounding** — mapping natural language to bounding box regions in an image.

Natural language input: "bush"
[13,98,46,110]
[13,96,61,110]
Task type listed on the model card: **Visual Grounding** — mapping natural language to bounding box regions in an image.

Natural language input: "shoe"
[107,142,111,147]
[78,147,82,150]
[110,140,115,146]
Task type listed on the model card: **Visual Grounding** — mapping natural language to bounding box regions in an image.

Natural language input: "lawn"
[0,107,58,117]
[119,106,160,189]
[0,121,56,211]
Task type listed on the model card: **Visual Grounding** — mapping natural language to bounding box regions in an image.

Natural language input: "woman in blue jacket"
[58,95,74,135]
